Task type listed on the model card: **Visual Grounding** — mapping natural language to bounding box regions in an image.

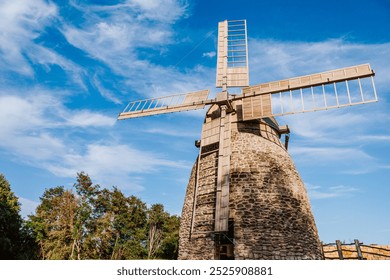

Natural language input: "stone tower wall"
[178,111,323,260]
[229,121,323,259]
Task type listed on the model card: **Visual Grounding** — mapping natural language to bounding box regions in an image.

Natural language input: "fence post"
[354,239,364,260]
[336,240,344,260]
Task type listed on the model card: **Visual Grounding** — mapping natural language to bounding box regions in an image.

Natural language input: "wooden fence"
[322,240,390,260]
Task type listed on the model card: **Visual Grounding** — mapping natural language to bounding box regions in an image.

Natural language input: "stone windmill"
[118,20,377,260]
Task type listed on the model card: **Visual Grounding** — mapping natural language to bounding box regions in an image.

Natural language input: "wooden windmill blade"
[216,19,249,89]
[240,64,377,121]
[208,19,250,233]
[118,89,210,120]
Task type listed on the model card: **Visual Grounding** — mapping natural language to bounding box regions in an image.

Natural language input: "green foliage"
[147,204,180,259]
[28,186,78,259]
[26,172,180,260]
[0,173,38,259]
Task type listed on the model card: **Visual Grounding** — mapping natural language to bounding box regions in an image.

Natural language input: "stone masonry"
[178,103,323,260]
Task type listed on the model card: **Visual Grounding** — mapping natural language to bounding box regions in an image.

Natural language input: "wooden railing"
[322,239,390,260]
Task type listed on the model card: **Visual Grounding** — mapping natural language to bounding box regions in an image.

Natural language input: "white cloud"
[18,197,40,218]
[202,51,216,58]
[47,143,189,191]
[125,0,188,22]
[143,127,199,138]
[282,109,370,141]
[0,91,188,191]
[0,1,198,193]
[307,183,359,200]
[28,44,87,89]
[63,0,187,59]
[0,92,116,131]
[92,73,123,104]
[62,110,116,128]
[356,135,390,142]
[248,38,390,89]
[290,146,373,162]
[0,0,58,75]
[61,1,214,100]
[247,39,390,176]
[0,91,116,164]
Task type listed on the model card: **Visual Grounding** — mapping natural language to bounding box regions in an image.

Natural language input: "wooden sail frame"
[118,90,210,120]
[240,64,377,121]
[216,20,249,88]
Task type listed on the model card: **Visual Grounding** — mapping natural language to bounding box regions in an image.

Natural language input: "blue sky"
[0,0,389,244]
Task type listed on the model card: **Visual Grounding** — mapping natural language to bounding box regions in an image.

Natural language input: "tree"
[147,204,180,259]
[94,188,148,259]
[0,173,38,259]
[159,214,180,259]
[27,172,180,260]
[0,173,23,259]
[73,172,100,259]
[29,187,78,259]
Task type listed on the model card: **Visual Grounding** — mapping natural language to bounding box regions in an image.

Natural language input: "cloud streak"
[47,143,190,191]
[0,0,58,76]
[246,38,390,176]
[249,38,390,88]
[307,183,359,200]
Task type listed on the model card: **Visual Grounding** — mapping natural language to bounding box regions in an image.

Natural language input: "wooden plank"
[201,117,221,147]
[216,20,249,88]
[118,90,209,120]
[242,64,374,96]
[240,65,377,121]
[214,108,231,232]
[242,93,272,121]
[216,20,228,88]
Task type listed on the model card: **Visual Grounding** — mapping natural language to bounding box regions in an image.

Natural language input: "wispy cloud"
[0,1,200,193]
[356,135,390,142]
[143,127,199,138]
[0,91,112,166]
[0,0,58,76]
[61,1,214,99]
[249,38,390,88]
[290,146,373,162]
[247,38,390,176]
[92,73,122,104]
[307,183,359,200]
[47,143,190,191]
[0,91,116,132]
[18,197,40,218]
[202,51,216,58]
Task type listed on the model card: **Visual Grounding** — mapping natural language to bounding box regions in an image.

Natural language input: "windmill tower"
[118,20,377,260]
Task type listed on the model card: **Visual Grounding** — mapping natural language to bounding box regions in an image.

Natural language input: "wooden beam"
[118,90,209,120]
[242,64,374,97]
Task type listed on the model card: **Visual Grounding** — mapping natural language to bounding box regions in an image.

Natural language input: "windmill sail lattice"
[118,90,209,120]
[216,19,249,88]
[241,64,377,121]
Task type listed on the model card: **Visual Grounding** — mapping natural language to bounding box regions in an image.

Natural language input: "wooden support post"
[214,105,231,232]
[354,239,364,260]
[336,240,344,260]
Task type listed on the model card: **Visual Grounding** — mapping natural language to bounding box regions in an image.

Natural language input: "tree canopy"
[0,172,180,260]
[0,174,37,259]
